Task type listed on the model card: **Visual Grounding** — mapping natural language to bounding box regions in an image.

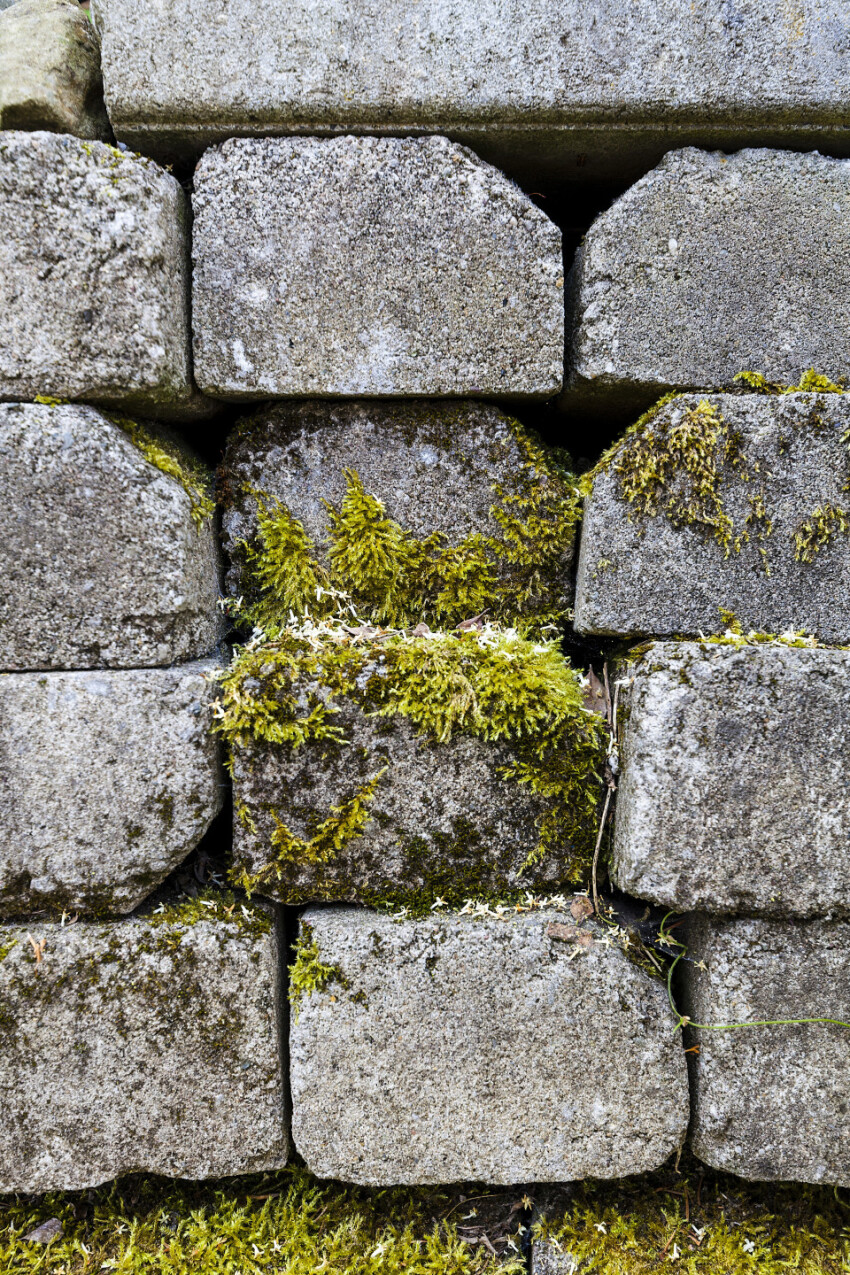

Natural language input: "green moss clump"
[144,888,273,941]
[734,368,846,395]
[108,414,215,529]
[794,503,850,563]
[0,938,18,963]
[288,925,348,1016]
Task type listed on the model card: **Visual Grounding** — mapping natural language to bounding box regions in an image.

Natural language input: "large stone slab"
[612,641,850,920]
[0,660,223,917]
[91,0,849,183]
[683,915,850,1186]
[192,137,563,401]
[0,899,288,1190]
[563,149,850,414]
[0,402,220,670]
[0,0,110,140]
[575,391,850,642]
[290,906,688,1184]
[220,400,575,628]
[0,130,211,420]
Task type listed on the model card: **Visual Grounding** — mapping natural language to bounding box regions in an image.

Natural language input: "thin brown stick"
[591,784,613,916]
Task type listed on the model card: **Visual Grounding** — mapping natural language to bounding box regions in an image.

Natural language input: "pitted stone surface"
[192,136,563,400]
[564,150,850,414]
[575,392,850,642]
[0,131,210,419]
[220,399,573,610]
[0,660,224,917]
[0,402,220,670]
[92,0,850,182]
[0,905,288,1191]
[0,0,110,139]
[612,642,850,920]
[290,907,688,1184]
[683,915,850,1186]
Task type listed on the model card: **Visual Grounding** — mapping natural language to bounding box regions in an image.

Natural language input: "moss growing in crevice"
[107,413,215,529]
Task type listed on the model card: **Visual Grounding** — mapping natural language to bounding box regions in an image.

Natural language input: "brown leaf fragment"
[411,622,432,636]
[547,922,593,946]
[24,1218,63,1244]
[570,896,595,922]
[27,934,46,968]
[583,666,608,717]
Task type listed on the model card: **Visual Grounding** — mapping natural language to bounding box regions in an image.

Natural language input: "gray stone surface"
[0,402,220,670]
[0,130,212,420]
[92,0,850,183]
[563,149,850,414]
[192,137,563,400]
[531,1242,576,1275]
[220,399,574,614]
[0,902,288,1190]
[612,642,850,920]
[575,392,850,642]
[290,907,688,1184]
[0,660,223,917]
[683,915,850,1186]
[0,0,110,140]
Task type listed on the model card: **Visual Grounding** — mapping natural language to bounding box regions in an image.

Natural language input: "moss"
[734,368,846,395]
[0,938,18,963]
[794,503,850,563]
[144,888,274,941]
[107,413,215,529]
[288,925,349,1017]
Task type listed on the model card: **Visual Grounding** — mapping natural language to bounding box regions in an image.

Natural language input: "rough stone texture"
[0,402,220,670]
[0,130,212,420]
[0,904,288,1190]
[683,915,850,1186]
[192,136,563,401]
[290,907,689,1184]
[0,0,111,140]
[531,1243,575,1275]
[612,642,850,920]
[563,149,850,415]
[575,392,850,641]
[0,660,224,917]
[220,399,573,606]
[91,0,850,184]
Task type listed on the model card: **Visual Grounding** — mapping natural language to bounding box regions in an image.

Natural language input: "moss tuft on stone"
[107,413,215,529]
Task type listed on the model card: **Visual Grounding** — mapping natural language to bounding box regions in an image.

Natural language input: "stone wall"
[2,0,850,1267]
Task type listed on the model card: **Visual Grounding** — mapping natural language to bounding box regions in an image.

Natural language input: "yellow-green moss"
[288,925,348,1016]
[734,369,847,395]
[794,503,850,563]
[108,414,215,529]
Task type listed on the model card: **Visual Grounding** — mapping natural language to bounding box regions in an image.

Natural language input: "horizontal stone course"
[192,136,563,400]
[0,402,220,670]
[0,130,211,419]
[290,906,689,1184]
[612,641,850,920]
[683,915,850,1186]
[575,391,850,642]
[0,660,223,917]
[563,149,850,414]
[0,902,288,1191]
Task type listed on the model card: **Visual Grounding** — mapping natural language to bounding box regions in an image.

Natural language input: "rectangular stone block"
[575,391,850,642]
[192,137,563,400]
[0,131,212,420]
[0,402,220,670]
[0,900,288,1191]
[612,641,850,920]
[290,906,689,1184]
[683,915,850,1186]
[0,660,223,917]
[563,150,850,414]
[92,0,849,183]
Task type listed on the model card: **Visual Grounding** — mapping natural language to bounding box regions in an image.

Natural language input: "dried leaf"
[583,666,608,717]
[24,1218,63,1244]
[547,922,593,947]
[570,896,595,922]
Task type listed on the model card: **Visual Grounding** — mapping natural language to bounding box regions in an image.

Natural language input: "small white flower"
[742,1239,756,1254]
[594,1222,607,1234]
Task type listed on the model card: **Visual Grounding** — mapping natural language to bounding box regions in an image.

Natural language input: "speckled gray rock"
[0,0,110,139]
[564,149,850,414]
[290,906,688,1184]
[92,0,850,183]
[0,402,220,670]
[192,137,563,400]
[220,399,574,615]
[683,915,850,1186]
[576,392,850,641]
[0,660,223,917]
[531,1243,575,1275]
[612,642,850,920]
[0,131,211,420]
[0,903,288,1190]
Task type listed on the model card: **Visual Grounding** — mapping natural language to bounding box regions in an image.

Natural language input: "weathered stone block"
[0,899,288,1191]
[612,641,850,920]
[92,0,849,184]
[192,137,563,401]
[0,130,211,420]
[290,906,689,1184]
[683,915,850,1186]
[0,660,223,917]
[0,402,220,670]
[563,149,850,414]
[220,399,575,629]
[0,0,110,140]
[575,391,850,641]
